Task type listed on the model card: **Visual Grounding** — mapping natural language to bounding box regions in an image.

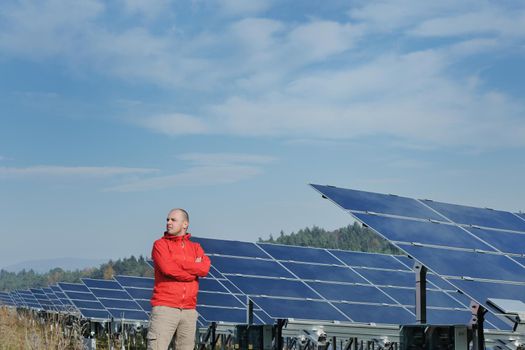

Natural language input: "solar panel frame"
[81,278,149,322]
[311,183,525,330]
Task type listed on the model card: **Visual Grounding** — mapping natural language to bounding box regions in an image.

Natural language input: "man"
[148,208,210,350]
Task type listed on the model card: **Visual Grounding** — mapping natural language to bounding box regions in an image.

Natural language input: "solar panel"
[226,275,320,299]
[211,256,294,278]
[333,302,414,325]
[0,291,15,306]
[30,288,56,311]
[465,227,525,255]
[307,282,395,304]
[310,184,443,220]
[311,183,523,330]
[81,278,148,322]
[421,200,525,232]
[258,243,340,264]
[17,290,42,309]
[282,262,367,284]
[58,282,110,320]
[250,296,349,322]
[195,237,268,259]
[399,245,525,282]
[352,213,494,251]
[328,249,410,270]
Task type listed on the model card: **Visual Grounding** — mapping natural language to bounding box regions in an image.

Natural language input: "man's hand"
[195,257,202,263]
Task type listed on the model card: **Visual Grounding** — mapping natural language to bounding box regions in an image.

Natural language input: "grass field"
[0,306,84,349]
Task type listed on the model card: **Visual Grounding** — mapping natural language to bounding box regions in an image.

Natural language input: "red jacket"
[150,233,210,309]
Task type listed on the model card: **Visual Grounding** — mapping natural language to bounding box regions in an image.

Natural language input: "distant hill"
[2,257,107,274]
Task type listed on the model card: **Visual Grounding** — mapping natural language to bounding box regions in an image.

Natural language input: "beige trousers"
[147,306,198,350]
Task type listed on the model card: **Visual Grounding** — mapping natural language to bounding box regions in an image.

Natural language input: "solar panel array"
[193,237,511,330]
[311,183,525,330]
[1,223,517,330]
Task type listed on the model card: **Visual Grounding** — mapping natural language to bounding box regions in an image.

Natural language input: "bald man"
[148,209,210,350]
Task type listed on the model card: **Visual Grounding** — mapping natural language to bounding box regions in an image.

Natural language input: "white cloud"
[106,152,276,192]
[0,166,158,177]
[410,9,525,38]
[2,1,525,151]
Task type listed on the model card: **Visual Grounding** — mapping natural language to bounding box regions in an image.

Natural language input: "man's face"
[166,210,188,236]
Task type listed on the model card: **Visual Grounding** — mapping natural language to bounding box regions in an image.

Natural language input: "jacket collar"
[163,232,191,241]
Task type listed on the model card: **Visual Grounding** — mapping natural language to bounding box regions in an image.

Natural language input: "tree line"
[258,222,401,254]
[0,255,153,291]
[1,223,401,291]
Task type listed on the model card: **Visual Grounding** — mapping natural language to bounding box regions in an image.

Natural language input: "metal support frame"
[414,262,427,324]
[470,301,486,350]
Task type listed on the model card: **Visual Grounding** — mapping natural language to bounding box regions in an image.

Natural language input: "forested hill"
[1,224,401,291]
[259,222,401,254]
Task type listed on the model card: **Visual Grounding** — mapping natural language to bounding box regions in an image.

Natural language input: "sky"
[1,0,525,269]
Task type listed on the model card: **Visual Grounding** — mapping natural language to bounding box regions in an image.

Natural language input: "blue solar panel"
[30,288,56,311]
[400,245,525,282]
[353,213,494,251]
[452,279,525,308]
[136,300,151,312]
[64,291,98,301]
[334,302,415,324]
[99,299,140,310]
[465,227,525,255]
[125,288,152,300]
[329,249,410,270]
[83,278,121,289]
[211,256,294,278]
[115,275,154,289]
[422,200,525,232]
[282,262,367,284]
[251,297,350,322]
[197,306,247,323]
[258,243,340,264]
[427,274,455,290]
[311,184,443,220]
[425,308,472,325]
[80,309,111,320]
[0,292,14,306]
[199,277,230,293]
[17,290,42,309]
[197,291,245,308]
[113,275,153,314]
[82,278,149,321]
[227,275,320,299]
[58,282,90,292]
[72,300,107,310]
[354,268,415,288]
[312,184,525,330]
[308,282,394,304]
[381,287,465,308]
[194,237,268,259]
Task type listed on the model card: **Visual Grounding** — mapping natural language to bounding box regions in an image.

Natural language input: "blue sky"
[1,0,525,269]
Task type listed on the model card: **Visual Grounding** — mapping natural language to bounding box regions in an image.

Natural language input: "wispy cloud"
[0,166,159,177]
[2,1,525,150]
[106,153,276,192]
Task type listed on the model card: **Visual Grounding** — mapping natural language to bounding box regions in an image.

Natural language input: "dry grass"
[0,306,84,350]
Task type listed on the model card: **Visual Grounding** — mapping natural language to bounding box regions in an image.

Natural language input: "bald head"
[170,208,189,222]
[166,208,190,236]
